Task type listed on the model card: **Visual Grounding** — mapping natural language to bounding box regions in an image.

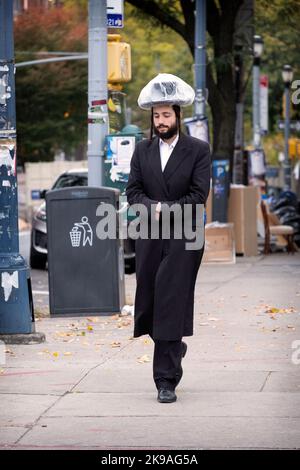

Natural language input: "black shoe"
[175,342,187,387]
[157,388,177,403]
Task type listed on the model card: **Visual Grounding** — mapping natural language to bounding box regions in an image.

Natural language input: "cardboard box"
[228,185,258,256]
[203,222,236,264]
[205,186,212,224]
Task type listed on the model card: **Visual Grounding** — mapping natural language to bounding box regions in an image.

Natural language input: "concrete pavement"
[1,252,300,449]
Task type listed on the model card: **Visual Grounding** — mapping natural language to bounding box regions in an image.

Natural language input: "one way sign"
[107,0,124,28]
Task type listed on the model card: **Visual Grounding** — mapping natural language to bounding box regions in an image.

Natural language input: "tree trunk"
[126,0,250,181]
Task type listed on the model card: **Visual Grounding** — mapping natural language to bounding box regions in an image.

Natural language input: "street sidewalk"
[1,252,300,450]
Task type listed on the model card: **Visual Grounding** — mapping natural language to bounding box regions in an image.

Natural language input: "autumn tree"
[14,5,88,164]
[126,0,254,178]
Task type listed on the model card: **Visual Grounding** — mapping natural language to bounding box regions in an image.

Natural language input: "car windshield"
[53,174,88,189]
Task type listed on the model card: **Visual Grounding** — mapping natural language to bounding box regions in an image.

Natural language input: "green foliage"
[121,3,194,134]
[255,0,300,128]
[14,0,300,164]
[14,6,88,164]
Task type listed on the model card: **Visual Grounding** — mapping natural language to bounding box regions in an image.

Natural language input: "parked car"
[30,168,136,273]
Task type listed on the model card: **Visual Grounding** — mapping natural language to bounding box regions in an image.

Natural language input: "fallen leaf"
[265,306,297,315]
[52,352,59,358]
[111,315,120,321]
[63,352,73,356]
[143,339,151,345]
[267,307,280,314]
[199,322,209,326]
[208,317,220,322]
[137,354,151,363]
[87,325,93,332]
[111,341,121,348]
[0,369,5,375]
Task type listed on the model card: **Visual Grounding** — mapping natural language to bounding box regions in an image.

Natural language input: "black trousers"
[150,336,183,390]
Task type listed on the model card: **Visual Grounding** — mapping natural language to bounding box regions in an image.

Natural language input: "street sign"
[278,120,300,132]
[107,0,124,28]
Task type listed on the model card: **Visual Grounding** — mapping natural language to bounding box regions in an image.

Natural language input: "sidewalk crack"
[259,371,272,392]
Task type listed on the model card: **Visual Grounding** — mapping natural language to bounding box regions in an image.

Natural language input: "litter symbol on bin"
[70,216,93,247]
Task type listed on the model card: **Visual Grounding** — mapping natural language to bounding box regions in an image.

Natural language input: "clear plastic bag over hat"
[137,73,195,110]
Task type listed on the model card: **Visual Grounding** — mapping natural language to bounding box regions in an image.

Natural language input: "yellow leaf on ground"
[111,341,121,348]
[52,352,59,358]
[87,325,93,331]
[137,354,151,363]
[63,352,73,356]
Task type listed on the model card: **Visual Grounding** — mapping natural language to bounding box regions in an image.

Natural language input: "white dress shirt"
[155,134,179,218]
[159,134,179,172]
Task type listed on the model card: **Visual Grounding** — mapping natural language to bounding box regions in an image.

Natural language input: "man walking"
[126,74,211,403]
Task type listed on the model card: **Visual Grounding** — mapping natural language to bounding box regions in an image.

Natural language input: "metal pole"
[88,0,109,187]
[284,84,291,190]
[233,51,244,184]
[0,0,44,341]
[16,55,88,68]
[252,57,261,148]
[194,0,206,119]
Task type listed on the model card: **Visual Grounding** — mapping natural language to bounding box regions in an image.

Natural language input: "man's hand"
[155,201,161,221]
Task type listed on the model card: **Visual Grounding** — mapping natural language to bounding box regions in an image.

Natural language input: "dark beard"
[154,122,178,140]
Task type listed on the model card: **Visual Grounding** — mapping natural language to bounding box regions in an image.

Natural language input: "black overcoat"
[125,133,211,341]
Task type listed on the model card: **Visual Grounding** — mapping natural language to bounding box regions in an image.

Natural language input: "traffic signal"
[289,138,300,158]
[108,34,131,83]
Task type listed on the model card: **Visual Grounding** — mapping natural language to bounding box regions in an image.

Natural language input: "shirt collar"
[159,133,179,149]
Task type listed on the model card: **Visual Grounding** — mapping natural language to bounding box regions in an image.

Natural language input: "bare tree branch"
[126,0,187,43]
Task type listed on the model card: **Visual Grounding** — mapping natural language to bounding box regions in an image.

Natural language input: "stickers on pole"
[1,271,19,302]
[88,100,108,125]
[0,139,16,176]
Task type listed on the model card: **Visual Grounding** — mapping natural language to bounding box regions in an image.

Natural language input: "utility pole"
[194,0,230,222]
[0,0,44,343]
[88,0,109,187]
[282,64,294,191]
[194,0,206,120]
[252,36,263,150]
[250,35,266,189]
[233,48,245,184]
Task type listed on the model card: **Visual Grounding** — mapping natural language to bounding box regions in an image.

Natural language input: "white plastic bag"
[138,73,195,109]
